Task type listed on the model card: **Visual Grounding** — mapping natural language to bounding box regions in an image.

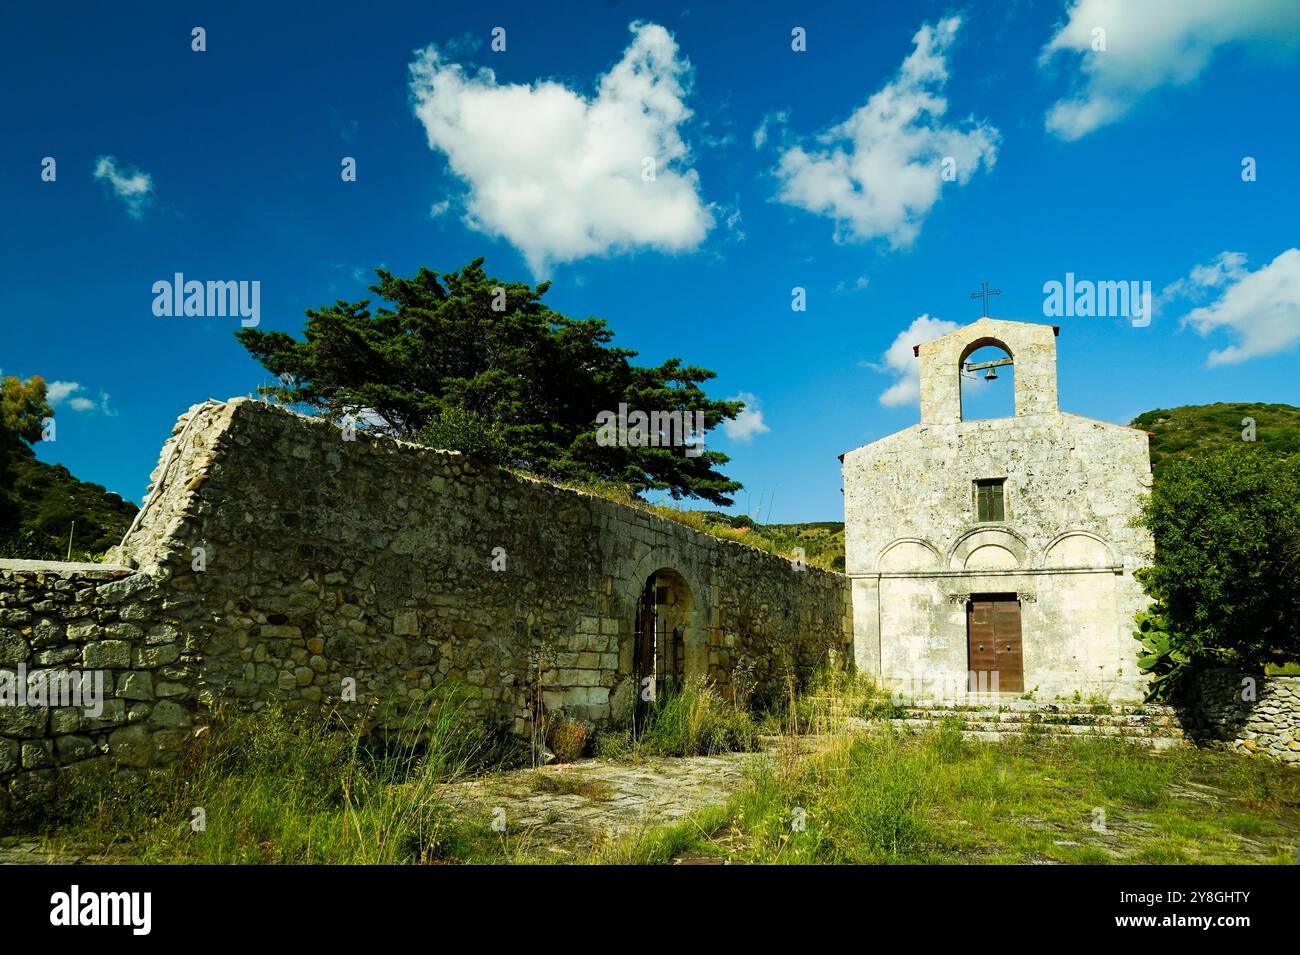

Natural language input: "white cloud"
[1169,249,1300,366]
[834,275,871,294]
[408,21,714,276]
[45,380,115,415]
[92,156,153,218]
[721,392,770,443]
[428,199,451,218]
[751,111,788,149]
[1041,0,1300,140]
[768,17,999,249]
[45,380,82,405]
[871,314,960,407]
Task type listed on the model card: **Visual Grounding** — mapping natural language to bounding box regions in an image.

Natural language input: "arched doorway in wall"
[633,568,693,727]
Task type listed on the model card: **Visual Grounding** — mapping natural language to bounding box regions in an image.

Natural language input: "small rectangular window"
[975,479,1005,522]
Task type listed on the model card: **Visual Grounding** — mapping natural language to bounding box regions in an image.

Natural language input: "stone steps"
[888,723,1189,750]
[799,696,1191,748]
[804,696,1180,716]
[890,716,1185,739]
[898,709,1185,730]
[901,698,1179,717]
[884,700,1190,750]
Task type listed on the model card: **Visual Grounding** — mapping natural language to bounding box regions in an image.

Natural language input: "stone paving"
[437,750,771,858]
[0,838,116,865]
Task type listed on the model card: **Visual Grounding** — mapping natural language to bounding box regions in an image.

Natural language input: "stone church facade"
[841,318,1154,702]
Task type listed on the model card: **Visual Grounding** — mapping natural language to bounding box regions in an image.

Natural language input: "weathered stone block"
[54,734,99,762]
[149,701,191,729]
[82,698,127,730]
[0,629,28,665]
[0,705,46,737]
[133,644,180,668]
[83,640,132,669]
[117,671,155,701]
[145,623,181,645]
[66,621,100,642]
[95,574,152,605]
[108,724,153,768]
[51,707,82,734]
[30,622,65,648]
[21,740,53,769]
[0,737,19,774]
[259,624,302,640]
[104,623,144,642]
[33,645,81,666]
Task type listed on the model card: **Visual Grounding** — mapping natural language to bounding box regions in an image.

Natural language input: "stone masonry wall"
[843,319,1154,702]
[3,398,850,800]
[1181,670,1300,765]
[0,562,199,806]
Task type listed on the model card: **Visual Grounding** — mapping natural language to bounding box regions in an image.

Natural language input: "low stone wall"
[1180,669,1300,764]
[0,562,198,805]
[3,398,851,802]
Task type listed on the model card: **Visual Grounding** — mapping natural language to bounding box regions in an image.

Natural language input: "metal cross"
[970,280,1001,317]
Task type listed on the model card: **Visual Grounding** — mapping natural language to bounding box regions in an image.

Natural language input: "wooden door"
[967,596,1023,693]
[634,578,657,725]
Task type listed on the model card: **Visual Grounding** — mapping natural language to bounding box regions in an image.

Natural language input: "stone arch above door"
[948,526,1029,570]
[623,551,704,613]
[621,554,706,708]
[877,537,942,573]
[1039,530,1118,568]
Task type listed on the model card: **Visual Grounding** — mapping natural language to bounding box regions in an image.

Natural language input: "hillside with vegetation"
[0,441,138,561]
[0,374,137,562]
[1130,402,1300,472]
[688,513,846,571]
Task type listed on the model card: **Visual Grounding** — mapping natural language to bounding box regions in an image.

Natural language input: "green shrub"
[1135,445,1300,675]
[1133,605,1192,701]
[592,728,633,760]
[637,678,757,757]
[417,407,512,466]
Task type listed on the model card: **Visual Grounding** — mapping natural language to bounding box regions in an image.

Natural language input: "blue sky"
[3,0,1299,522]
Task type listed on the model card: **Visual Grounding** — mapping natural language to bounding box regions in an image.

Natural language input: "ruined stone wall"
[1181,670,1300,765]
[3,398,849,799]
[0,562,199,805]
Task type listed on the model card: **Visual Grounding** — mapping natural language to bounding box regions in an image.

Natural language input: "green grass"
[759,666,888,735]
[530,772,614,801]
[0,684,537,864]
[595,678,759,759]
[592,804,733,865]
[8,674,1299,866]
[601,729,1300,865]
